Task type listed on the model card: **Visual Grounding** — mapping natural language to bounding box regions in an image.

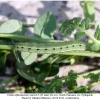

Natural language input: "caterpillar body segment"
[14,41,86,53]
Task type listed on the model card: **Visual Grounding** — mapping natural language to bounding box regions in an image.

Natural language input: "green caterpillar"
[13,41,86,53]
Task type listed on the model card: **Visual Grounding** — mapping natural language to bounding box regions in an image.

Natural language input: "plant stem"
[23,24,34,28]
[78,69,100,78]
[0,45,12,50]
[0,74,20,89]
[0,34,62,42]
[0,87,25,93]
[56,51,100,57]
[67,80,100,93]
[50,56,59,64]
[77,26,100,44]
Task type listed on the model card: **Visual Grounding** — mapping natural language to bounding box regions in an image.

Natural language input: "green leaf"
[64,26,74,37]
[65,78,77,90]
[14,27,25,36]
[68,70,77,79]
[60,19,75,37]
[84,73,99,82]
[41,54,51,60]
[81,1,95,22]
[17,67,42,86]
[59,19,69,32]
[75,31,85,40]
[95,20,100,29]
[16,61,29,69]
[54,80,62,93]
[74,86,89,93]
[48,63,59,76]
[0,52,7,75]
[31,62,51,83]
[17,62,51,85]
[34,12,56,39]
[65,70,78,90]
[60,17,90,38]
[0,19,23,34]
[90,74,99,82]
[0,53,6,66]
[94,25,100,40]
[12,50,20,63]
[73,17,82,25]
[45,76,62,93]
[80,18,91,30]
[21,52,37,65]
[35,76,62,93]
[90,42,100,51]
